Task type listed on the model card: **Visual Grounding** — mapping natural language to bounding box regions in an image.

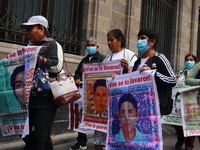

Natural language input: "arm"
[39,41,63,74]
[129,54,138,67]
[185,62,200,86]
[155,54,177,87]
[121,59,132,73]
[100,54,106,62]
[74,58,85,81]
[122,51,138,74]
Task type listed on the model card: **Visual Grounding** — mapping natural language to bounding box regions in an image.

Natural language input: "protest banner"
[0,46,40,136]
[162,85,200,134]
[106,70,162,150]
[78,61,122,133]
[162,87,183,125]
[68,85,94,134]
[179,86,200,137]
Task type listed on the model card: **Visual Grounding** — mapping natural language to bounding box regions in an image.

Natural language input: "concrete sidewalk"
[0,132,80,150]
[1,125,200,150]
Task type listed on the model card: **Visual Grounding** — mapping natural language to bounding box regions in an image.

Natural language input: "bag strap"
[144,52,158,66]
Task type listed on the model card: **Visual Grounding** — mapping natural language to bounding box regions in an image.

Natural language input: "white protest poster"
[0,46,40,137]
[80,61,122,133]
[179,86,200,137]
[68,86,94,134]
[162,87,184,125]
[106,70,163,150]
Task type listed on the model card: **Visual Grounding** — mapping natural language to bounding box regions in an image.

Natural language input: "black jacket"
[30,38,63,108]
[132,53,177,115]
[74,51,105,81]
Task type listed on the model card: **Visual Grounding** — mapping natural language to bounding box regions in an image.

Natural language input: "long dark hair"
[107,29,126,48]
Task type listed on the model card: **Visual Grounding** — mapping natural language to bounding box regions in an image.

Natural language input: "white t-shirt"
[137,57,149,70]
[106,50,124,61]
[88,56,93,61]
[104,49,137,66]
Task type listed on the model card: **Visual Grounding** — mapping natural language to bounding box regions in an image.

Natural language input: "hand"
[81,66,85,73]
[75,79,81,86]
[140,66,151,73]
[120,59,129,70]
[111,73,118,79]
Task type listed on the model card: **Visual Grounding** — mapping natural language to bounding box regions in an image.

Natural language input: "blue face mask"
[86,46,97,55]
[185,61,195,69]
[28,40,33,45]
[137,39,149,54]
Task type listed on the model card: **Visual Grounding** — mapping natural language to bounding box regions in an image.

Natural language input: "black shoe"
[69,142,87,150]
[175,141,184,150]
[185,147,193,150]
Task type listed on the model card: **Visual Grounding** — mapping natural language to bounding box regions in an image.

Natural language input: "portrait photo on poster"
[85,79,108,120]
[111,92,152,143]
[10,65,26,109]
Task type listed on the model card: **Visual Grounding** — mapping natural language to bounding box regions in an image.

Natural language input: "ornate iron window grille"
[140,0,175,59]
[0,0,84,55]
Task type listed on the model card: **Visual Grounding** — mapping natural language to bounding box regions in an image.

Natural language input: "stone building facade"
[171,0,200,71]
[0,0,199,72]
[0,0,200,142]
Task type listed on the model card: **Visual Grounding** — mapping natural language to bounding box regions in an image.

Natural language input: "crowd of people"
[16,15,200,150]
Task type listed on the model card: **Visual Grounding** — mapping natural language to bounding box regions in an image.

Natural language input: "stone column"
[81,0,142,56]
[171,0,199,71]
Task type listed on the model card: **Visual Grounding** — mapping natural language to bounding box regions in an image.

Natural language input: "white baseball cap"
[21,15,48,29]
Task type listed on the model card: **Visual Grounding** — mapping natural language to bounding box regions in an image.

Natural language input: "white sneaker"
[79,145,87,150]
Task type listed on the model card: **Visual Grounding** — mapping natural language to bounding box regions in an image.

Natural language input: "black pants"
[174,125,195,148]
[76,107,87,146]
[23,107,57,150]
[77,132,87,146]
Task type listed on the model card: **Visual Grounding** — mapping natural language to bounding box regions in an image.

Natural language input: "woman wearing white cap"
[21,15,63,150]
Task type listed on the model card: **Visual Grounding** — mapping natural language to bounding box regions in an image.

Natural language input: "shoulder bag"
[49,61,81,106]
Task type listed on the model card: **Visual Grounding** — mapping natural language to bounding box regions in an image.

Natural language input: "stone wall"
[81,0,141,57]
[171,0,199,71]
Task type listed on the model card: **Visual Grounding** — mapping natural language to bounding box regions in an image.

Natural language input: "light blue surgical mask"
[137,39,149,54]
[86,46,97,55]
[185,61,195,69]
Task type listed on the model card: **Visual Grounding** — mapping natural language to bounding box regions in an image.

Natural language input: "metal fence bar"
[140,0,174,59]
